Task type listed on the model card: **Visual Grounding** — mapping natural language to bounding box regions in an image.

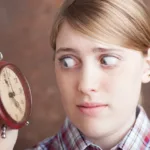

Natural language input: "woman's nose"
[78,66,100,95]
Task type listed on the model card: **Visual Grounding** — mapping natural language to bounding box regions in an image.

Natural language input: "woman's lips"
[77,103,108,117]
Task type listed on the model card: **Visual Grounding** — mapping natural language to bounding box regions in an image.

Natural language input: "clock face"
[0,67,26,122]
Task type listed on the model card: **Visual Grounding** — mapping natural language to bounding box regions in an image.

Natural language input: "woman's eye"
[100,56,119,66]
[59,57,78,68]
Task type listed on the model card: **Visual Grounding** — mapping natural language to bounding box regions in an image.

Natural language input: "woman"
[1,0,150,149]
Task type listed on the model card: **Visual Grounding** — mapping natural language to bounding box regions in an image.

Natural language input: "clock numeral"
[19,107,24,114]
[3,73,6,79]
[7,71,11,77]
[21,100,25,105]
[19,87,23,94]
[14,77,18,83]
[15,114,18,121]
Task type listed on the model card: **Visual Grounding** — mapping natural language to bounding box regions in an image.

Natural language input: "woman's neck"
[87,112,136,150]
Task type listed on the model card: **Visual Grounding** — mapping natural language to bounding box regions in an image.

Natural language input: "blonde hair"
[50,0,150,53]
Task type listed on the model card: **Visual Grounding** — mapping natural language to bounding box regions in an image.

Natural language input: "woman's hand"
[0,127,18,150]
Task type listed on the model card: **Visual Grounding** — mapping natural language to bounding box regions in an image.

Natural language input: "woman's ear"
[142,48,150,83]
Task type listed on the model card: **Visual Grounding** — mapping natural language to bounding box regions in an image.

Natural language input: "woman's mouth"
[77,102,108,117]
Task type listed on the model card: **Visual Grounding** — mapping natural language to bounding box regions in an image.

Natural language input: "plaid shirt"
[29,106,150,150]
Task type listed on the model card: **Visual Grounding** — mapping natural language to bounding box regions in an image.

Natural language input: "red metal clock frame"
[0,61,32,129]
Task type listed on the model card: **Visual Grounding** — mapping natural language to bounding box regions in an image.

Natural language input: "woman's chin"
[74,119,113,138]
[79,127,109,140]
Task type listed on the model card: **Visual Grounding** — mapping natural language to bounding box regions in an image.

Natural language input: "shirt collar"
[118,106,150,150]
[59,106,150,150]
[58,117,93,150]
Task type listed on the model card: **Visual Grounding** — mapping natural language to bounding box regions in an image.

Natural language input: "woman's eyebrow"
[56,47,126,55]
[56,48,79,54]
[93,47,126,53]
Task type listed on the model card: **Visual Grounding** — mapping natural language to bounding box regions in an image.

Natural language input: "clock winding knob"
[26,121,30,126]
[0,52,3,60]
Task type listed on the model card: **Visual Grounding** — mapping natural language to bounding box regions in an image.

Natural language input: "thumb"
[0,128,19,150]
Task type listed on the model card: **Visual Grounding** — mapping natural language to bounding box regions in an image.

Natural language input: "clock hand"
[4,79,15,96]
[5,69,22,96]
[4,69,15,96]
[4,78,16,98]
[4,79,20,97]
[11,97,23,114]
[3,69,24,114]
[4,79,9,86]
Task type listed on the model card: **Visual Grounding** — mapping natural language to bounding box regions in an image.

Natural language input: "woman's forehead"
[56,22,134,53]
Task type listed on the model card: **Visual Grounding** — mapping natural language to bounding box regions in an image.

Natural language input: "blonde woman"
[1,0,150,149]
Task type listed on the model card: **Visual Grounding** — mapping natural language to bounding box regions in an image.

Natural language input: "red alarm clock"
[0,53,32,138]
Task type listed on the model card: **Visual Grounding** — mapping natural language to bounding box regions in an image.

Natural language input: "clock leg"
[1,124,7,138]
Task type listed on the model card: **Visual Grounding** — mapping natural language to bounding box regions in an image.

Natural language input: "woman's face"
[55,22,148,139]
